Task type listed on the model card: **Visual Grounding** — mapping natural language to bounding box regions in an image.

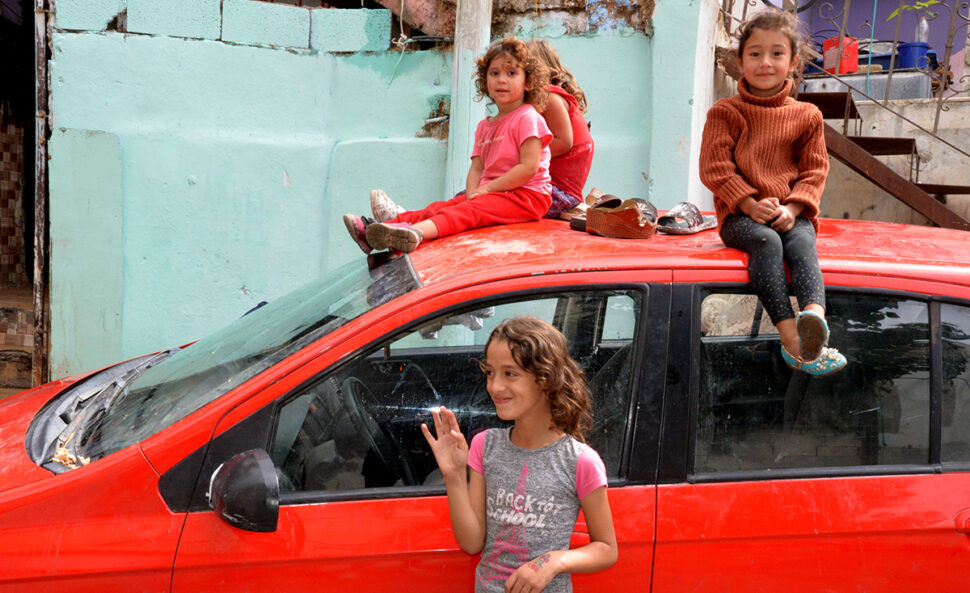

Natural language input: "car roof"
[407,218,970,288]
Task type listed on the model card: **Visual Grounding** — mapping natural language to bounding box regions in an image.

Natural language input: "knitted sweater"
[699,78,829,231]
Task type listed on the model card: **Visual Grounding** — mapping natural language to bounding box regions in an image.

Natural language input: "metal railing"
[719,0,969,138]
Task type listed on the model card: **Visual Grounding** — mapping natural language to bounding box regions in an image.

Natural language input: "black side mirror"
[207,449,279,532]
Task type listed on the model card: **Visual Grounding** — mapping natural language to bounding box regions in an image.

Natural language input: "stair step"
[915,183,970,196]
[798,91,860,120]
[847,136,917,156]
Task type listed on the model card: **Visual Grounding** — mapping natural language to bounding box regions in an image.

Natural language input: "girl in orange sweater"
[699,10,845,376]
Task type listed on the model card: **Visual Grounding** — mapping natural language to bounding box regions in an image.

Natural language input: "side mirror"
[207,449,279,532]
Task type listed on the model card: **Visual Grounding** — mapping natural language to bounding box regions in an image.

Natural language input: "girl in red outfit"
[343,36,553,254]
[368,40,594,224]
[526,40,594,218]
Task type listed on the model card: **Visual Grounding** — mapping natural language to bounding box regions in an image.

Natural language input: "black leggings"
[720,214,825,325]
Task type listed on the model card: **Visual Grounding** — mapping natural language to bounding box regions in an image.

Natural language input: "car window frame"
[266,282,657,507]
[659,282,970,486]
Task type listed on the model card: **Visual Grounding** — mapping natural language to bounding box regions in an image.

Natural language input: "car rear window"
[695,292,930,473]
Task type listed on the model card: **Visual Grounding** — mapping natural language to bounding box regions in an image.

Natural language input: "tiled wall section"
[0,305,33,351]
[0,120,27,288]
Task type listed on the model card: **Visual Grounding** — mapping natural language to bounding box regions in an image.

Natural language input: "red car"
[2,218,969,592]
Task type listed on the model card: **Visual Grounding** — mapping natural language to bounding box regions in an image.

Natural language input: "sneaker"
[370,189,406,222]
[343,214,372,254]
[366,222,424,253]
[796,310,829,362]
[782,345,847,376]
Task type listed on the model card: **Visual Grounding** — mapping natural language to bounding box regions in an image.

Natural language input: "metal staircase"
[797,90,970,231]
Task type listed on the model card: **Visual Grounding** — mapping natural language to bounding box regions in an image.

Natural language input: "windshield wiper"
[51,349,177,469]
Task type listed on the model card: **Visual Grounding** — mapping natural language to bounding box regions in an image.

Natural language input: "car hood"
[0,380,76,494]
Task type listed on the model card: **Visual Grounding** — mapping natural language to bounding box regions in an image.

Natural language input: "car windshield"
[68,255,422,462]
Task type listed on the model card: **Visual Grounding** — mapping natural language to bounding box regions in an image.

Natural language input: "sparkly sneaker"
[343,214,373,254]
[370,189,406,222]
[782,345,847,376]
[796,310,829,362]
[365,222,424,253]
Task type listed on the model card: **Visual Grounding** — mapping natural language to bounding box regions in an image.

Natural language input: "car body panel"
[0,381,76,493]
[0,444,182,592]
[653,473,970,591]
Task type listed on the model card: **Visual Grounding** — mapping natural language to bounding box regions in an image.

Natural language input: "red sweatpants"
[390,188,551,238]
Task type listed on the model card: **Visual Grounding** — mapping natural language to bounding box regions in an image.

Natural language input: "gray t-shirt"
[468,428,608,593]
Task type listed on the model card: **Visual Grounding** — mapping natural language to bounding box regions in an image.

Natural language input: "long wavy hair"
[483,316,593,442]
[474,36,550,112]
[526,40,588,113]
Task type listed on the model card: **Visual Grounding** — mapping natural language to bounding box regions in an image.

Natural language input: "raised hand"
[421,406,469,478]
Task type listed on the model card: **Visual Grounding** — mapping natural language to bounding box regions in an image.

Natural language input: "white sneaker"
[370,189,406,222]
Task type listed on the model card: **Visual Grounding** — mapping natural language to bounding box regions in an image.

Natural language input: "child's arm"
[504,486,618,593]
[421,406,487,554]
[466,156,484,196]
[784,109,828,222]
[468,137,543,199]
[699,103,759,214]
[542,94,573,157]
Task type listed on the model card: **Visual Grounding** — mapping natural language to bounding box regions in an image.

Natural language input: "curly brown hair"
[483,316,593,442]
[474,36,550,112]
[737,9,809,71]
[526,40,588,113]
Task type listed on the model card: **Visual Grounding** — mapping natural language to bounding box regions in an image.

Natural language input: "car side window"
[942,303,970,462]
[695,292,930,473]
[269,289,641,495]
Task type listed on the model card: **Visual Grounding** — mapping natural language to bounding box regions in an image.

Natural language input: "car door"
[651,280,970,592]
[170,278,663,592]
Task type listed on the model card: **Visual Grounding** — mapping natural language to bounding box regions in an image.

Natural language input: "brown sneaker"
[365,222,424,253]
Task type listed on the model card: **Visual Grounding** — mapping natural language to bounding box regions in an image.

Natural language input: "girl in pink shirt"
[343,36,554,254]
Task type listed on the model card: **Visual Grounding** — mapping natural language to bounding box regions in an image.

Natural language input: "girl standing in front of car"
[699,9,847,376]
[421,317,618,593]
[343,36,554,254]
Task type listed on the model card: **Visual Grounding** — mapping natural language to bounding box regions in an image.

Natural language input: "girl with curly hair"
[422,316,618,593]
[344,36,555,254]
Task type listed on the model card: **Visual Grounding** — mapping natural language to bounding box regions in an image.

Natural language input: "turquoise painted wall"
[48,0,701,377]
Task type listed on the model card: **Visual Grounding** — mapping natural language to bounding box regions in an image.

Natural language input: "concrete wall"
[819,97,970,225]
[49,0,713,377]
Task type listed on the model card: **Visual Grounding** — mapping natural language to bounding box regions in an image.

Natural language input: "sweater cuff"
[717,176,758,210]
[784,190,820,219]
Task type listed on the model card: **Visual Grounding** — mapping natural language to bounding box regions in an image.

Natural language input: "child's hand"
[421,406,469,478]
[749,197,780,225]
[771,203,797,232]
[467,185,490,200]
[505,551,562,593]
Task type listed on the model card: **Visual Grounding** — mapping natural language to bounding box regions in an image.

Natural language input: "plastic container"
[823,36,859,74]
[899,41,930,69]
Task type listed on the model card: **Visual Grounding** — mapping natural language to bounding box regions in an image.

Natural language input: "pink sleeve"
[468,430,486,475]
[575,445,608,500]
[514,107,553,149]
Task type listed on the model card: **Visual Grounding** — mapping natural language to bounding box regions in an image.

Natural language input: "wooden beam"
[824,123,970,231]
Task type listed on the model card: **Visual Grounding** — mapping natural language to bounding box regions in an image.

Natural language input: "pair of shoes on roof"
[570,189,659,239]
[781,310,847,376]
[344,190,421,254]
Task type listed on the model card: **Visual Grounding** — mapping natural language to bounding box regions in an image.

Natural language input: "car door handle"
[954,508,970,533]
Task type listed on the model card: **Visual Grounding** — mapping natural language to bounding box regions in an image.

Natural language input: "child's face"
[483,339,549,423]
[738,28,798,97]
[486,54,527,114]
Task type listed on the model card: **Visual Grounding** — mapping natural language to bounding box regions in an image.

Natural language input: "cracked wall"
[47,0,702,376]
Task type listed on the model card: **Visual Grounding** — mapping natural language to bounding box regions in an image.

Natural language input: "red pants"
[391,188,551,238]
